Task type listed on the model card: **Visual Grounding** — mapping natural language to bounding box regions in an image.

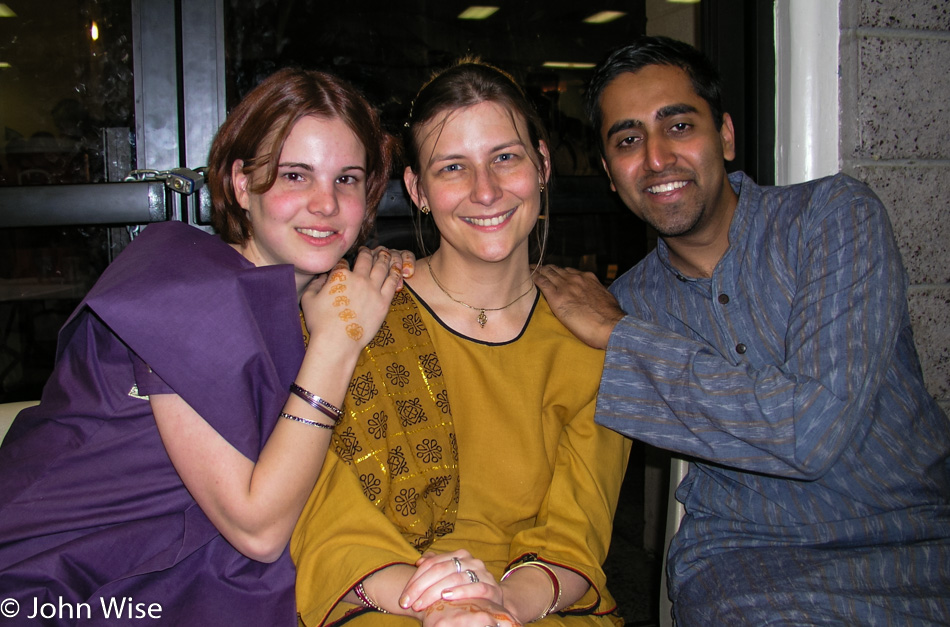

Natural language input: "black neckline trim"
[403,282,540,346]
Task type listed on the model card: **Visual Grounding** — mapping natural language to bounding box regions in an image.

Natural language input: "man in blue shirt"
[536,36,950,624]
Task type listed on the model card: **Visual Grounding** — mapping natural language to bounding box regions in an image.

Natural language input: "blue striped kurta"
[597,172,950,624]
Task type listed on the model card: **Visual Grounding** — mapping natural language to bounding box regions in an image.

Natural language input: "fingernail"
[398,596,410,609]
[441,589,454,599]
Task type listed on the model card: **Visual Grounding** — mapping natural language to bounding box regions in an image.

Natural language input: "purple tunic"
[0,222,304,626]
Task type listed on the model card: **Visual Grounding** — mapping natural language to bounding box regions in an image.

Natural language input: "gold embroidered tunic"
[292,287,631,626]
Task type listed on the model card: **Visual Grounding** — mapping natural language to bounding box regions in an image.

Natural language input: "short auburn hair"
[207,68,395,245]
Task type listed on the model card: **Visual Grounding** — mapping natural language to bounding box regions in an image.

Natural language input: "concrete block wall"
[839,0,950,412]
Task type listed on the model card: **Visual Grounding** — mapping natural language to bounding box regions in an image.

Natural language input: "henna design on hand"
[346,323,364,341]
[424,599,513,621]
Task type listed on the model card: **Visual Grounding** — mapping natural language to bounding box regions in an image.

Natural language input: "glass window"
[0,0,134,187]
[0,0,135,401]
[225,1,646,169]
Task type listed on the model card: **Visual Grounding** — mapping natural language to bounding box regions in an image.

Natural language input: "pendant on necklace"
[477,310,488,327]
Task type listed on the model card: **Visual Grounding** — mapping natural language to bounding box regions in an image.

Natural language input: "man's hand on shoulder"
[534,265,625,349]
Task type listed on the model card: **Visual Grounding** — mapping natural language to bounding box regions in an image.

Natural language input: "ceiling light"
[542,61,596,69]
[91,21,99,41]
[583,11,626,24]
[0,4,17,17]
[0,62,11,68]
[666,0,701,3]
[458,6,499,20]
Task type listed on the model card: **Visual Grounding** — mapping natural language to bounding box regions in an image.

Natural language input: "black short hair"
[586,36,725,154]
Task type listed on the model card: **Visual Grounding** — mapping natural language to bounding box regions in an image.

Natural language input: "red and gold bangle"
[353,581,388,614]
[501,561,561,621]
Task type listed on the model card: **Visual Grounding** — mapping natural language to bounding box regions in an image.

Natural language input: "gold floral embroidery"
[332,292,459,550]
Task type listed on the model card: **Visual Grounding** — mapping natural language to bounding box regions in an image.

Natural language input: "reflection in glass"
[0,0,134,186]
[0,0,133,401]
[225,1,645,177]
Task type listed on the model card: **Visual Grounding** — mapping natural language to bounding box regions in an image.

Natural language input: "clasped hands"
[401,550,521,627]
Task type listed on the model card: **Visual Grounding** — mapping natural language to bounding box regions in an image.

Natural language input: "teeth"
[297,228,334,238]
[647,181,688,194]
[465,209,514,227]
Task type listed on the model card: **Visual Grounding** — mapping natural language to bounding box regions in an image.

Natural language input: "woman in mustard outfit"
[292,60,631,627]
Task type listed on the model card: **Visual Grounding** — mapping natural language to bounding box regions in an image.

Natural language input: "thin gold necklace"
[426,258,535,328]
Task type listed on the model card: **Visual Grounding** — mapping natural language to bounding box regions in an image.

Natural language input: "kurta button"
[736,343,747,354]
[718,293,730,304]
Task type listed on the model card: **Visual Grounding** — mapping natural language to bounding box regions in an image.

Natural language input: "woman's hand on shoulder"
[384,246,416,283]
[301,246,415,351]
[422,598,521,627]
[360,245,415,289]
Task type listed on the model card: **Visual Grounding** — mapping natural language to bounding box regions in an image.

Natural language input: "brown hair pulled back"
[405,59,549,180]
[404,58,551,259]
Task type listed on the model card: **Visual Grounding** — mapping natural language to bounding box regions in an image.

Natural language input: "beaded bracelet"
[353,581,388,614]
[290,382,343,423]
[501,561,561,621]
[280,411,333,431]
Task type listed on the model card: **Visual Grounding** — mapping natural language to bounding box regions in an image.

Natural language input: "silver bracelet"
[290,382,343,422]
[279,411,333,431]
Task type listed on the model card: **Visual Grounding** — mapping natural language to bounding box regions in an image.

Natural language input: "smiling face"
[598,64,737,242]
[232,115,368,290]
[404,100,549,265]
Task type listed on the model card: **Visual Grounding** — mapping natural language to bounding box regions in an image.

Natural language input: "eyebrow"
[605,103,700,140]
[605,119,642,140]
[657,103,699,119]
[430,140,525,163]
[278,162,365,173]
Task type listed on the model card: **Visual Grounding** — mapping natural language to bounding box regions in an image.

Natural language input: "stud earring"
[539,184,545,193]
[420,205,430,215]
